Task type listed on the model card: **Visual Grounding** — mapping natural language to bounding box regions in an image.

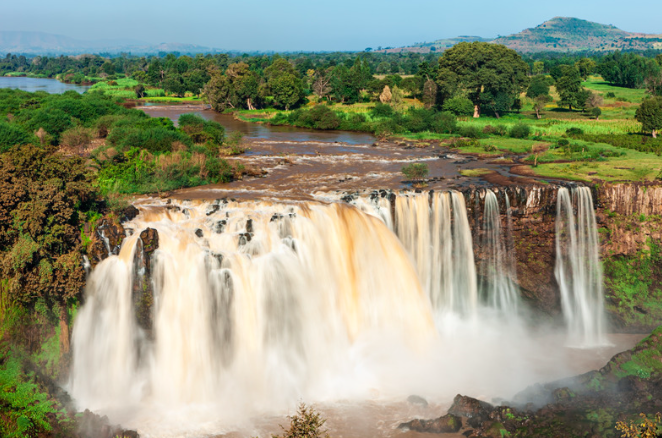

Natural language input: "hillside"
[0,31,219,55]
[376,17,662,54]
[493,17,662,52]
[375,36,491,53]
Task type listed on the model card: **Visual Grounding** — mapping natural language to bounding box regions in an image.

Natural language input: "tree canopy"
[436,42,529,117]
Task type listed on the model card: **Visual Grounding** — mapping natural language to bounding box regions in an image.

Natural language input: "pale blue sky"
[4,0,661,51]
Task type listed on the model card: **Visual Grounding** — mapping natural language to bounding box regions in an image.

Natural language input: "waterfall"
[555,187,608,347]
[478,190,520,315]
[71,201,435,412]
[394,191,477,317]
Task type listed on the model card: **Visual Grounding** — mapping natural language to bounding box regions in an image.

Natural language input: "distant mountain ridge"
[0,31,220,55]
[376,17,662,54]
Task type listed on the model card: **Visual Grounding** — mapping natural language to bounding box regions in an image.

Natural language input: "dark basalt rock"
[407,394,429,407]
[121,205,139,222]
[139,228,159,255]
[399,414,462,433]
[448,394,494,428]
[213,220,227,234]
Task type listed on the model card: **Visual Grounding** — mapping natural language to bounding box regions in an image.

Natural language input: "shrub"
[509,123,531,139]
[371,103,394,118]
[431,111,457,134]
[442,96,474,117]
[179,114,225,146]
[19,108,73,143]
[605,92,616,98]
[60,126,93,150]
[273,403,330,438]
[0,122,33,152]
[107,126,192,154]
[295,105,341,130]
[460,126,483,138]
[566,127,585,136]
[402,162,429,181]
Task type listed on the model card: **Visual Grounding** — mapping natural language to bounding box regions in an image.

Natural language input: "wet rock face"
[85,217,126,268]
[139,228,159,255]
[133,228,160,334]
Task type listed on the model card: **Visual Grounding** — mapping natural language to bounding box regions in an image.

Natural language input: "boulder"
[399,414,462,434]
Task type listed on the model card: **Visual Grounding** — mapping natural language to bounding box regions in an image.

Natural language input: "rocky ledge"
[400,326,662,437]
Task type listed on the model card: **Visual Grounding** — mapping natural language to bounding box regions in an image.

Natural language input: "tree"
[311,68,332,101]
[263,59,304,110]
[575,58,596,80]
[533,95,551,120]
[442,96,474,116]
[585,91,604,112]
[422,79,437,108]
[436,42,529,118]
[636,97,662,138]
[0,144,95,347]
[555,66,585,111]
[134,84,146,98]
[203,67,233,111]
[379,85,392,104]
[390,86,405,110]
[532,61,545,76]
[526,75,550,99]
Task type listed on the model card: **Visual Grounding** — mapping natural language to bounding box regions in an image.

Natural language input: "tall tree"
[555,66,584,111]
[636,97,662,138]
[436,42,529,118]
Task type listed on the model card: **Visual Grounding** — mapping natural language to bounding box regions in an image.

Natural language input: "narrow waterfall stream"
[69,189,616,436]
[555,186,608,347]
[478,190,520,315]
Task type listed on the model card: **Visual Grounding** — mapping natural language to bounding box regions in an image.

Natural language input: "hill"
[375,17,662,54]
[0,31,220,55]
[493,17,662,52]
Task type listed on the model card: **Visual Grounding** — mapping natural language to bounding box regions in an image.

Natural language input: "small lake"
[0,77,91,94]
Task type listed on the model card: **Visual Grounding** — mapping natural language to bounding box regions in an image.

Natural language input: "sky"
[4,0,662,52]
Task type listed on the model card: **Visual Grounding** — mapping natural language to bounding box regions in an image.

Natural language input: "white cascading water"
[555,186,608,347]
[69,191,611,436]
[478,190,520,315]
[393,191,477,318]
[71,201,438,424]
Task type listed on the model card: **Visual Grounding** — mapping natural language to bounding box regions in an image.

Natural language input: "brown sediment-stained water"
[140,105,542,202]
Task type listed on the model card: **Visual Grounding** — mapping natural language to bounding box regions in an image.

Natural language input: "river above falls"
[0,76,92,94]
[140,104,377,144]
[138,104,541,201]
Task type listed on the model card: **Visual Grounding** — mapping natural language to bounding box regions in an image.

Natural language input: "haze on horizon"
[4,0,662,52]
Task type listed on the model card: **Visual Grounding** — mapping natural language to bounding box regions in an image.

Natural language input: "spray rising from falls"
[478,190,520,315]
[555,186,608,347]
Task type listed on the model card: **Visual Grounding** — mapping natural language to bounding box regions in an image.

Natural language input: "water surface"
[0,76,91,94]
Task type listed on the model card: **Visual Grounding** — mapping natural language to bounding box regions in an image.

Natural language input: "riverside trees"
[435,42,529,118]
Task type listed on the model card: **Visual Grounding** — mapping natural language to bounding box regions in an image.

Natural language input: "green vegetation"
[460,168,493,177]
[401,162,430,181]
[604,239,662,328]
